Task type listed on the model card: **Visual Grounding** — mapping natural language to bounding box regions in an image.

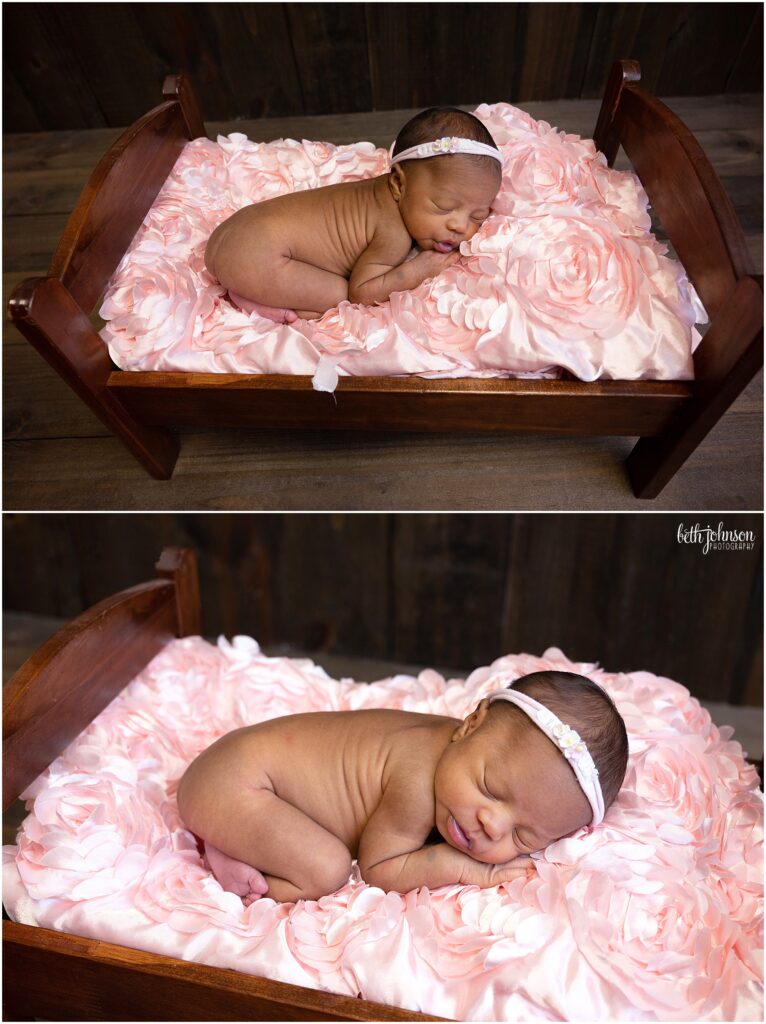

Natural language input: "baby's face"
[389,157,500,252]
[433,701,592,864]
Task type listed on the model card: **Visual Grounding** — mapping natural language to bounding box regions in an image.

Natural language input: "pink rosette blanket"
[3,637,762,1021]
[99,104,708,392]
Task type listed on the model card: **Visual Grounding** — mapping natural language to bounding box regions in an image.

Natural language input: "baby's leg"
[228,291,323,324]
[224,254,347,323]
[228,291,299,325]
[269,255,348,316]
[191,789,352,903]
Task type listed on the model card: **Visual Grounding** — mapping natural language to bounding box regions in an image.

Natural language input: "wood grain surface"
[4,3,762,130]
[3,920,445,1021]
[4,514,762,707]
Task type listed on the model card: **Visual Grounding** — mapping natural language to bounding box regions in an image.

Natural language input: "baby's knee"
[176,768,202,831]
[203,226,222,277]
[302,846,353,900]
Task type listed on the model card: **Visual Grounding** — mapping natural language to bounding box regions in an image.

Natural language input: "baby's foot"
[203,841,269,905]
[227,291,298,324]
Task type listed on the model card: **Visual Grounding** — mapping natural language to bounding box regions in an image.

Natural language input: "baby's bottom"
[189,788,353,904]
[219,253,349,324]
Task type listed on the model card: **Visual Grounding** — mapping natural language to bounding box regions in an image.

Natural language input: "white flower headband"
[487,686,605,826]
[389,136,503,167]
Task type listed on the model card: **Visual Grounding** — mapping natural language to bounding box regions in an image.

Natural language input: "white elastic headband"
[389,136,503,166]
[487,687,605,826]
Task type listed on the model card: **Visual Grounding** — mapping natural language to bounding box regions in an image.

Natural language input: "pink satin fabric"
[100,104,707,391]
[3,638,761,1020]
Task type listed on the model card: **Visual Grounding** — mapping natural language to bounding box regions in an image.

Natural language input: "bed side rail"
[2,548,199,810]
[47,75,205,315]
[593,59,755,321]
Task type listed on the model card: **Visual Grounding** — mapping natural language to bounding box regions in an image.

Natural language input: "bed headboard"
[3,547,200,810]
[47,75,206,315]
[593,59,755,324]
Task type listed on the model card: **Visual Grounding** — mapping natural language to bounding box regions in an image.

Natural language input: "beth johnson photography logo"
[677,522,757,555]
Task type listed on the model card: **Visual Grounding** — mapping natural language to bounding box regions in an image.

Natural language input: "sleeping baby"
[204,106,503,323]
[177,670,628,904]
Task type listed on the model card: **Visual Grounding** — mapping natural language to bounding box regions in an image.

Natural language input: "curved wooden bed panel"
[2,546,200,811]
[8,63,763,498]
[2,547,440,1022]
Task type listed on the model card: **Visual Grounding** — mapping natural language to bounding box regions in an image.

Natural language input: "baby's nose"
[478,808,503,842]
[446,211,469,234]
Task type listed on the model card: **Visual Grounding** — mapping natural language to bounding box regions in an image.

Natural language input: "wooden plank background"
[4,2,763,131]
[3,512,762,705]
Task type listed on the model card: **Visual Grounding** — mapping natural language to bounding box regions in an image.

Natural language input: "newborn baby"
[204,106,503,323]
[177,670,628,904]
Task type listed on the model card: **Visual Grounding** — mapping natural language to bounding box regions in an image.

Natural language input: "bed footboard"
[8,74,205,479]
[2,547,199,809]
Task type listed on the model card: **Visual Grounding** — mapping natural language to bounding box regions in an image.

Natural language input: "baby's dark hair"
[391,107,501,175]
[489,671,629,813]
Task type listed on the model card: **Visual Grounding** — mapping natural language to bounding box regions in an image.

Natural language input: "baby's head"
[433,671,629,864]
[389,107,502,252]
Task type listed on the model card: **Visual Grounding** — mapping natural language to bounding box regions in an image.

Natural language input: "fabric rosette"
[15,769,157,901]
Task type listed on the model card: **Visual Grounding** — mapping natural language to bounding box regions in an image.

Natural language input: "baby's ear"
[388,164,406,199]
[452,698,491,741]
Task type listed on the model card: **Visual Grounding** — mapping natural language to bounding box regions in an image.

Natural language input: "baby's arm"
[348,229,460,306]
[358,772,534,893]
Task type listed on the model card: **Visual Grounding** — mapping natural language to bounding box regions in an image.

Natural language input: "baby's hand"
[463,855,537,888]
[409,248,462,276]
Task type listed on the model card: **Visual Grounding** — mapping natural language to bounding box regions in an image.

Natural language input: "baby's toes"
[248,867,269,895]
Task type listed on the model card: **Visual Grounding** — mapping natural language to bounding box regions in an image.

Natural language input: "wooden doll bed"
[8,61,762,498]
[2,547,439,1022]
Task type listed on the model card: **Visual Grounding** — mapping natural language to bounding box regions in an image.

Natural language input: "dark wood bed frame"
[2,548,443,1022]
[8,61,762,497]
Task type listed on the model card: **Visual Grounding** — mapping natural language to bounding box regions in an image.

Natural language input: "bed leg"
[593,58,641,166]
[627,275,763,498]
[9,276,180,480]
[156,547,202,636]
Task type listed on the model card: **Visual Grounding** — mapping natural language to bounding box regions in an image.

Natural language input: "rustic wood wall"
[4,2,762,132]
[3,513,762,705]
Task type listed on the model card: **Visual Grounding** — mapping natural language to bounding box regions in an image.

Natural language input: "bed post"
[9,277,180,479]
[627,274,763,498]
[155,547,202,636]
[593,58,641,166]
[162,74,206,139]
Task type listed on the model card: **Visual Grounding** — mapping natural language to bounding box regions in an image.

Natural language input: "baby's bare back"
[179,708,453,856]
[206,176,403,282]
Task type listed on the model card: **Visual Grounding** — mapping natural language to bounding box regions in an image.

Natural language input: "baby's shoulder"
[385,714,454,779]
[362,180,410,240]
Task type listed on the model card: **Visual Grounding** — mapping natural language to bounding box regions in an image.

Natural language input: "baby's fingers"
[493,856,537,884]
[512,855,536,869]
